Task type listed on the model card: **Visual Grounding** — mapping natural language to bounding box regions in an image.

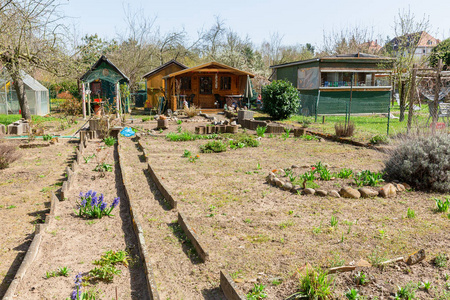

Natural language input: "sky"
[62,0,449,49]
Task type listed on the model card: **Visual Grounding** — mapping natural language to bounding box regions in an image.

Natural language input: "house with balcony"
[270,53,394,117]
[385,31,440,59]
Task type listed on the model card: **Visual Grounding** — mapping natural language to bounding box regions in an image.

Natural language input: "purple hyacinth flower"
[100,201,107,211]
[91,191,97,198]
[90,196,98,206]
[71,289,81,300]
[79,191,83,198]
[74,273,82,285]
[86,190,92,197]
[111,197,120,208]
[80,199,87,207]
[98,194,104,203]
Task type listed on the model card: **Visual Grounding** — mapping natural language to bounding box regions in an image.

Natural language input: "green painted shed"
[270,53,394,117]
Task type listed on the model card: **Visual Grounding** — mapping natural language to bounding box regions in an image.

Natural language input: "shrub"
[370,134,388,145]
[335,122,355,137]
[200,141,227,153]
[184,105,199,118]
[262,80,300,120]
[384,134,450,192]
[290,267,334,299]
[59,97,82,116]
[0,143,21,169]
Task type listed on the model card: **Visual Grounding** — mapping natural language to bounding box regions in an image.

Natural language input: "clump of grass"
[0,143,21,169]
[200,140,227,153]
[335,122,355,137]
[395,282,417,299]
[435,253,448,268]
[435,198,450,213]
[246,283,267,300]
[354,271,368,285]
[184,105,199,118]
[290,267,334,299]
[256,126,267,137]
[406,208,416,219]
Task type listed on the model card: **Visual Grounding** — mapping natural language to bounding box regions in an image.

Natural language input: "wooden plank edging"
[177,212,209,262]
[117,138,160,300]
[220,270,245,300]
[146,163,177,209]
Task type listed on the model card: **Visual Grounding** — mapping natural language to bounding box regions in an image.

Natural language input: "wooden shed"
[163,62,254,111]
[142,60,187,110]
[270,53,394,117]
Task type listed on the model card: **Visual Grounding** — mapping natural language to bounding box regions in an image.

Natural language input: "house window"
[199,77,212,94]
[180,77,191,90]
[427,40,433,45]
[220,76,231,90]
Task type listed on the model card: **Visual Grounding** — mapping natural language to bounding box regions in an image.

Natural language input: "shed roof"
[270,53,394,69]
[80,55,129,83]
[163,61,255,78]
[142,60,187,78]
[22,72,48,91]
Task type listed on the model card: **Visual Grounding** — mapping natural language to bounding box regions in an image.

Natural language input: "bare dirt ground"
[0,138,76,297]
[14,139,148,299]
[120,137,225,300]
[132,118,450,299]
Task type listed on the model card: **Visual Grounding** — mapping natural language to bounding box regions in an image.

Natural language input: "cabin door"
[198,76,213,108]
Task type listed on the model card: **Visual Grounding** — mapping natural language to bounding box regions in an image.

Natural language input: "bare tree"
[321,25,378,56]
[0,0,68,120]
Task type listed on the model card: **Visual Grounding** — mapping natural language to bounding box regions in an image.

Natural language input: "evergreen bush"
[262,80,300,120]
[384,134,450,192]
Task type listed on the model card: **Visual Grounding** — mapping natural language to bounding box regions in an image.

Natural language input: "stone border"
[220,270,245,300]
[117,137,160,300]
[178,212,209,262]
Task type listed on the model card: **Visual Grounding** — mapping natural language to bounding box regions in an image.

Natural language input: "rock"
[319,138,325,142]
[355,258,372,267]
[275,178,284,188]
[358,187,378,198]
[230,121,237,126]
[339,187,361,199]
[395,183,406,192]
[291,164,299,169]
[315,189,328,197]
[378,183,397,198]
[401,182,412,190]
[303,188,315,195]
[266,173,275,184]
[282,181,293,191]
[329,190,341,198]
[406,249,426,266]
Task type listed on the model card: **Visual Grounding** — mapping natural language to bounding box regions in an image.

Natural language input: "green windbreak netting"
[300,90,390,116]
[82,68,124,84]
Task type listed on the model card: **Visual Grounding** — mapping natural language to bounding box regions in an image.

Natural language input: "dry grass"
[183,105,200,118]
[0,143,21,169]
[334,122,355,137]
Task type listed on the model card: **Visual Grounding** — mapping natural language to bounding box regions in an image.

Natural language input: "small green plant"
[45,266,70,279]
[370,135,388,145]
[282,128,291,140]
[345,288,365,300]
[93,250,129,268]
[271,278,282,286]
[256,126,267,137]
[312,222,322,235]
[83,154,96,163]
[93,163,112,173]
[230,270,242,280]
[354,170,384,187]
[244,219,252,224]
[435,253,448,268]
[318,168,332,181]
[368,248,387,268]
[176,119,182,125]
[182,149,191,157]
[337,168,353,179]
[301,134,318,141]
[159,128,163,134]
[256,163,262,170]
[279,220,294,229]
[302,171,316,182]
[290,267,334,299]
[88,264,121,282]
[406,208,416,219]
[177,125,182,133]
[435,198,450,213]
[330,216,338,227]
[76,191,119,219]
[354,271,368,285]
[43,134,53,141]
[444,273,449,281]
[141,116,152,122]
[418,281,432,291]
[395,282,416,299]
[200,141,227,153]
[188,155,200,163]
[246,283,267,300]
[103,136,116,147]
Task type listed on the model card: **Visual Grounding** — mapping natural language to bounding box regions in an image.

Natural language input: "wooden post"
[116,82,121,118]
[407,64,416,134]
[431,60,442,134]
[82,83,86,120]
[399,80,406,122]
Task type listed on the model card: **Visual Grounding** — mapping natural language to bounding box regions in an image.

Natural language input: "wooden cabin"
[142,60,187,110]
[163,62,255,111]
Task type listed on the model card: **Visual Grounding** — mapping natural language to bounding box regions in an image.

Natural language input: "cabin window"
[220,76,232,90]
[180,77,191,90]
[199,77,213,94]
